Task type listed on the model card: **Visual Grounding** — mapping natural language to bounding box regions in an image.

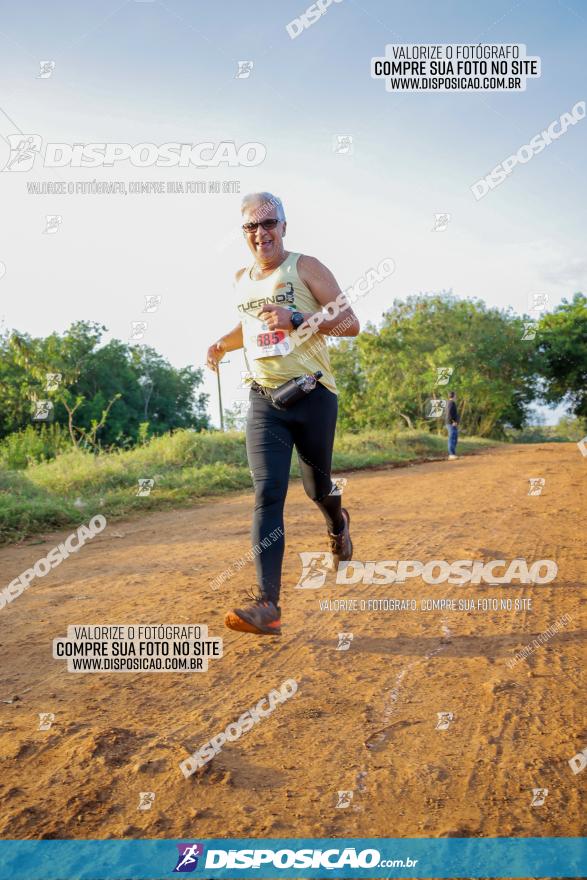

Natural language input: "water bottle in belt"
[270,371,323,409]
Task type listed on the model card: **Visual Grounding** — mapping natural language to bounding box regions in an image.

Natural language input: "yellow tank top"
[236,251,337,395]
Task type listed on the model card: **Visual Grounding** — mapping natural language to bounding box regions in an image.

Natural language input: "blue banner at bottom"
[0,837,584,879]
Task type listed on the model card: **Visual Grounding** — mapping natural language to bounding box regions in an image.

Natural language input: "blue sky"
[0,0,585,424]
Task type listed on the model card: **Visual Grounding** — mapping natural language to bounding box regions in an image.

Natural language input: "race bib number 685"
[257,330,285,347]
[242,312,292,359]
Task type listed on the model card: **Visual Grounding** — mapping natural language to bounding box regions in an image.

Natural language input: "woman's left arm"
[297,255,360,337]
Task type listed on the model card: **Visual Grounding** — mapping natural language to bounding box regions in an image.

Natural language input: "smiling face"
[242,199,287,267]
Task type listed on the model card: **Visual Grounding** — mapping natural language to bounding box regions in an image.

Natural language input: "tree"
[330,293,541,437]
[0,322,210,446]
[537,293,587,417]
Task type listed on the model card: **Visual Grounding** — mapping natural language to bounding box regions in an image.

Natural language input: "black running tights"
[245,382,343,606]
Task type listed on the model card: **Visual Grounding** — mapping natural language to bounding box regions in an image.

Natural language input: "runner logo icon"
[173,843,204,872]
[336,632,354,651]
[295,552,333,588]
[3,134,42,171]
[531,787,548,807]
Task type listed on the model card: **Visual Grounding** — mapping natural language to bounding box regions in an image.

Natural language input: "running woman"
[206,192,360,635]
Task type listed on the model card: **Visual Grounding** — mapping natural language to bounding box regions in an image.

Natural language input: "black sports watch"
[290,311,305,330]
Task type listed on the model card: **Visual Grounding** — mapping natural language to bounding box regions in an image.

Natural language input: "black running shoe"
[328,507,353,568]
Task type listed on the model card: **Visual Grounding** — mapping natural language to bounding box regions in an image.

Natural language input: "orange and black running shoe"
[224,590,281,635]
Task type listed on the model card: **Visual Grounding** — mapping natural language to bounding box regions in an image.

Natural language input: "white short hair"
[240,191,285,222]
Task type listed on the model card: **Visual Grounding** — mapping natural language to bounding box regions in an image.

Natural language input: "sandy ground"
[0,443,584,850]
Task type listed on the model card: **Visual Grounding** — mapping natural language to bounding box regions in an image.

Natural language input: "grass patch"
[0,429,496,544]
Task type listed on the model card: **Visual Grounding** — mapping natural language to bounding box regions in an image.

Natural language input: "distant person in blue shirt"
[446,391,459,460]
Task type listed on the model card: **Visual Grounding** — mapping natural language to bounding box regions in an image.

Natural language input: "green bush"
[551,416,586,441]
[505,417,586,443]
[0,424,71,469]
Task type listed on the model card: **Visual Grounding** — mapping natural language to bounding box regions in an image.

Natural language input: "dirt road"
[0,443,584,842]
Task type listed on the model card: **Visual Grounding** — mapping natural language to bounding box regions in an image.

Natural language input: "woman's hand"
[258,304,296,331]
[206,339,226,372]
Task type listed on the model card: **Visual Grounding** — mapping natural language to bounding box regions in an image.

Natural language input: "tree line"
[1,292,585,455]
[0,321,209,450]
[327,291,586,436]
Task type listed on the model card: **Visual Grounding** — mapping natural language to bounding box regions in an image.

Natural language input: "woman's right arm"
[206,268,247,371]
[206,323,243,372]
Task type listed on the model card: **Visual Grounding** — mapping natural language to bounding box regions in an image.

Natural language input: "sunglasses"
[242,219,281,233]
